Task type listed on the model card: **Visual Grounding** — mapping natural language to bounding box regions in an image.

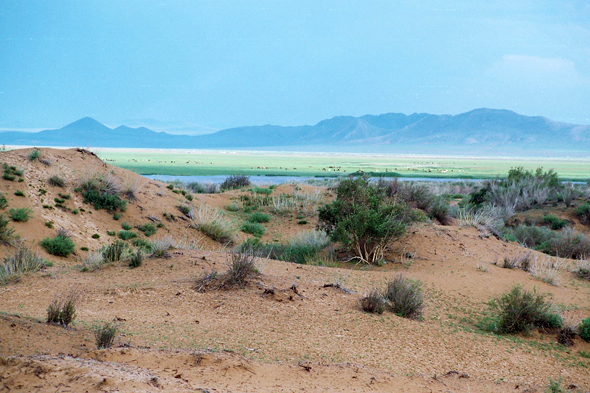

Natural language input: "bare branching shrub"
[47,291,79,327]
[384,274,424,320]
[225,251,257,287]
[548,228,590,259]
[560,185,578,208]
[194,252,258,291]
[558,326,576,347]
[496,252,533,271]
[455,205,505,232]
[95,322,118,349]
[0,243,47,284]
[121,174,144,202]
[190,205,236,245]
[360,289,386,314]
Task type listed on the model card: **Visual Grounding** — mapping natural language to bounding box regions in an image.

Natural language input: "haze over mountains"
[2,108,589,156]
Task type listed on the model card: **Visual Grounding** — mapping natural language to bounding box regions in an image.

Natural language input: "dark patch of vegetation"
[48,175,65,188]
[483,285,562,334]
[107,230,116,236]
[0,192,7,209]
[95,322,118,349]
[46,292,78,327]
[0,214,17,246]
[575,202,590,226]
[195,251,257,291]
[319,177,420,264]
[360,290,386,314]
[384,274,424,320]
[121,222,132,230]
[252,187,273,195]
[129,250,143,268]
[40,233,75,257]
[102,241,127,263]
[220,174,251,190]
[177,205,191,217]
[557,326,576,347]
[28,149,41,161]
[80,175,126,212]
[113,212,121,220]
[542,214,568,230]
[240,222,266,237]
[14,190,25,197]
[427,196,451,225]
[248,212,271,223]
[9,207,32,222]
[138,223,157,237]
[118,230,137,240]
[579,317,590,342]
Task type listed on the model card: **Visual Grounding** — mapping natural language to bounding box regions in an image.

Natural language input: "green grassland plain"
[92,148,590,181]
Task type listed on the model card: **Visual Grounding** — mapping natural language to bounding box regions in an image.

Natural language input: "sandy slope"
[0,148,589,392]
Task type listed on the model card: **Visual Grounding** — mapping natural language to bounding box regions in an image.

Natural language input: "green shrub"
[9,207,32,222]
[129,250,143,268]
[46,292,78,327]
[511,225,555,250]
[319,177,420,264]
[542,214,568,230]
[14,190,24,197]
[252,187,272,195]
[184,193,193,201]
[485,285,562,334]
[167,184,174,190]
[95,322,117,349]
[45,221,54,228]
[241,222,266,237]
[113,212,121,220]
[83,189,127,212]
[0,192,7,209]
[48,175,65,187]
[225,203,240,212]
[384,274,424,320]
[0,244,48,285]
[360,290,386,314]
[575,203,590,225]
[427,196,451,225]
[546,377,564,393]
[107,230,116,236]
[138,223,157,237]
[58,193,71,200]
[28,149,41,161]
[2,173,15,181]
[579,317,590,342]
[121,222,132,230]
[101,241,127,263]
[177,204,192,217]
[118,230,137,240]
[220,174,251,190]
[40,234,75,257]
[248,212,271,223]
[298,220,308,225]
[0,214,17,245]
[54,197,65,204]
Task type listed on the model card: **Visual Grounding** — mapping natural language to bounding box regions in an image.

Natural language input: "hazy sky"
[1,0,589,131]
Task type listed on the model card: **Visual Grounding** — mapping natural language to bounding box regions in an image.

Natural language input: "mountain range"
[2,108,589,156]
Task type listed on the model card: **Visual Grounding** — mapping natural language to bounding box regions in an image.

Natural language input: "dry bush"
[46,291,79,327]
[151,236,175,258]
[95,322,118,349]
[360,290,386,314]
[81,251,108,272]
[120,174,144,202]
[190,205,237,244]
[195,251,258,291]
[530,256,565,286]
[573,258,590,281]
[384,274,424,320]
[0,214,18,246]
[0,243,47,284]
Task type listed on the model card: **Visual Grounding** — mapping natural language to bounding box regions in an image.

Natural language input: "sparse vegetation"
[0,214,17,246]
[138,222,157,237]
[484,285,562,334]
[40,232,75,257]
[95,322,118,349]
[360,290,386,314]
[384,274,424,320]
[0,243,48,285]
[0,192,7,209]
[195,251,257,291]
[191,205,236,244]
[46,291,78,327]
[28,149,41,161]
[48,175,65,187]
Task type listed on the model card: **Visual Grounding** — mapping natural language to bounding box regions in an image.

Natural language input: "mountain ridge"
[1,108,589,156]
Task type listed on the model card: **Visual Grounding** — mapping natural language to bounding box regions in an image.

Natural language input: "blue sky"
[1,0,589,132]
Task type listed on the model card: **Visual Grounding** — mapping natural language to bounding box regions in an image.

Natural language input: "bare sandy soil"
[0,148,589,392]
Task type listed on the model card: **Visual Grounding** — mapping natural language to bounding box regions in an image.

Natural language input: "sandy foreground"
[0,148,589,392]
